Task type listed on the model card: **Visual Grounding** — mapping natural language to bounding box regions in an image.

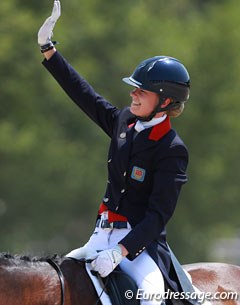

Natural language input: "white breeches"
[70,226,165,305]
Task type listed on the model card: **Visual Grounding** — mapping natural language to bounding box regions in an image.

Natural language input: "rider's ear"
[160,98,172,108]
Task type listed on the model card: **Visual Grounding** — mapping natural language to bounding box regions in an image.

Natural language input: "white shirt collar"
[135,115,167,133]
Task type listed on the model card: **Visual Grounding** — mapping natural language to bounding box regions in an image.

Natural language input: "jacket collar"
[134,115,167,133]
[130,116,171,156]
[148,116,171,141]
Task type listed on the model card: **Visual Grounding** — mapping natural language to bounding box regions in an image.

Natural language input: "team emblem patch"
[131,166,146,182]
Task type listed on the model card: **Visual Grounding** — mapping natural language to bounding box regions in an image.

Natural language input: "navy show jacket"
[43,52,189,291]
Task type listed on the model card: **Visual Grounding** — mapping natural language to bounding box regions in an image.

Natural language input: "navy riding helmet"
[122,56,190,108]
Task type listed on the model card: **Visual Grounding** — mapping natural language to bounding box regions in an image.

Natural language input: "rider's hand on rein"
[91,245,123,277]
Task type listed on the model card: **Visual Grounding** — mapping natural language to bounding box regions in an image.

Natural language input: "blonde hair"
[167,102,185,118]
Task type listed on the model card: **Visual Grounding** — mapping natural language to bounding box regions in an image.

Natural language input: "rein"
[47,258,65,305]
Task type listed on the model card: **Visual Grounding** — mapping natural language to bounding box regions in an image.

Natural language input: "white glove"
[65,245,98,260]
[38,0,61,46]
[91,245,123,277]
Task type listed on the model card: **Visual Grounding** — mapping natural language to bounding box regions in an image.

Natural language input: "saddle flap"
[104,268,140,305]
[86,263,140,305]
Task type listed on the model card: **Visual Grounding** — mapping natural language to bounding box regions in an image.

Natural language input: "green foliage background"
[0,0,239,263]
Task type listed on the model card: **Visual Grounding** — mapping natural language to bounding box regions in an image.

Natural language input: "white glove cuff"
[111,245,123,265]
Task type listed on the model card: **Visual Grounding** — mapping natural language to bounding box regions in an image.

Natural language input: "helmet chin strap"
[135,97,176,122]
[135,109,160,122]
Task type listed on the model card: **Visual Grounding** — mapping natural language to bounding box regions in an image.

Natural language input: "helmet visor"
[122,76,142,88]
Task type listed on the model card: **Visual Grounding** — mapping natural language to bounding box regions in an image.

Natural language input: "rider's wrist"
[40,41,57,53]
[118,244,128,257]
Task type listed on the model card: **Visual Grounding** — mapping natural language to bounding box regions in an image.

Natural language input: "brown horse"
[0,253,239,305]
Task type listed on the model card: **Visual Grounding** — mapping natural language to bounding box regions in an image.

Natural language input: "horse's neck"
[60,259,99,305]
[0,261,60,305]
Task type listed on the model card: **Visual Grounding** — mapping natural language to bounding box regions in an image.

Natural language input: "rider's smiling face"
[129,88,160,118]
[129,88,171,118]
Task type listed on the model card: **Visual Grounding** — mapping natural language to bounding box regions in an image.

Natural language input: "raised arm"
[37,0,120,137]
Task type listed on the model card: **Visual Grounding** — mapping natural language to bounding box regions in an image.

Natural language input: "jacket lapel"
[117,122,135,170]
[131,116,171,156]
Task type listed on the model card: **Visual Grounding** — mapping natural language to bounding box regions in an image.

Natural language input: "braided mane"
[0,252,63,265]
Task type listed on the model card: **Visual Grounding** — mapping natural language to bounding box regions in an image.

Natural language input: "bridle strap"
[47,258,65,305]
